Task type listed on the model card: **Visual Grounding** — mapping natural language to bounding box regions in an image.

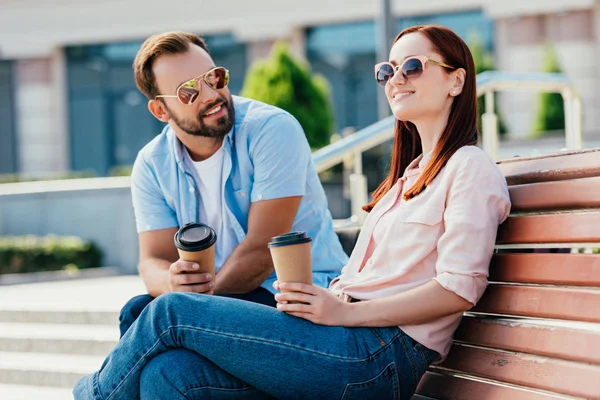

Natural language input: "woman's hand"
[273,281,353,326]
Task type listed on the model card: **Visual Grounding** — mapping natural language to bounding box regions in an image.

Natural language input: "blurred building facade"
[0,0,598,176]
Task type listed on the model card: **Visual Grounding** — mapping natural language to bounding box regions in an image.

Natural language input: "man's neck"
[186,138,224,162]
[173,127,225,162]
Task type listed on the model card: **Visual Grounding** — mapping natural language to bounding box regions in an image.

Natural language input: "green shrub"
[109,165,133,177]
[241,42,335,149]
[0,235,102,275]
[534,44,565,135]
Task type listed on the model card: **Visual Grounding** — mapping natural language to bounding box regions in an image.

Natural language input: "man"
[119,31,349,336]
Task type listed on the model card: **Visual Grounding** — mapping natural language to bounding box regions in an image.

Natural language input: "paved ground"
[0,275,146,313]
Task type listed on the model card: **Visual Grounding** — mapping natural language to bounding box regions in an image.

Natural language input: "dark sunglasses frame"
[374,56,454,87]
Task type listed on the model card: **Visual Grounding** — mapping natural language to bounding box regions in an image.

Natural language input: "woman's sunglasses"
[155,67,230,105]
[374,56,454,87]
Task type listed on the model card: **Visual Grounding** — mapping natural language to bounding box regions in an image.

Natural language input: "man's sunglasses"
[155,67,229,105]
[374,56,454,87]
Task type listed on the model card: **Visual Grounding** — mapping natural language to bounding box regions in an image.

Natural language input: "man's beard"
[169,94,235,140]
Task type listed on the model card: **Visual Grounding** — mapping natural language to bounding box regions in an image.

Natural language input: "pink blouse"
[330,146,511,358]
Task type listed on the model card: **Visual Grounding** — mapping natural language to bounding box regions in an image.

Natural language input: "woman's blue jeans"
[73,292,437,400]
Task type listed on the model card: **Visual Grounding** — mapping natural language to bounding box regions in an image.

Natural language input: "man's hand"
[168,260,214,294]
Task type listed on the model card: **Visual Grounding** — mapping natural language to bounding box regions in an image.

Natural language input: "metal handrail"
[314,71,583,224]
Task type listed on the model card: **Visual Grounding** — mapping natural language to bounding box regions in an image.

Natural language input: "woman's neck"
[412,106,451,155]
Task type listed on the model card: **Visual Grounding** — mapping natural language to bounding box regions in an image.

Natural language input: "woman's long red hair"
[364,25,478,212]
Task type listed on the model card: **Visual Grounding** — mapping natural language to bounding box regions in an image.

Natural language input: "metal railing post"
[562,88,574,149]
[349,151,368,225]
[481,90,499,160]
[571,95,583,149]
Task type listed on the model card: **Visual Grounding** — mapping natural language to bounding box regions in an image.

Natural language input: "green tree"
[534,44,565,135]
[241,42,334,149]
[469,36,507,135]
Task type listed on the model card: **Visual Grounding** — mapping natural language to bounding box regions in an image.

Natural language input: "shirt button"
[257,194,263,200]
[240,191,246,197]
[189,187,195,193]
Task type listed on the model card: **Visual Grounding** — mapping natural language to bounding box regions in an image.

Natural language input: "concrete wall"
[0,178,349,273]
[14,54,69,175]
[0,178,139,273]
[495,9,598,138]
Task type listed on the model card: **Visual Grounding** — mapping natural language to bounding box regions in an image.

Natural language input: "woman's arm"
[274,280,471,326]
[347,279,472,326]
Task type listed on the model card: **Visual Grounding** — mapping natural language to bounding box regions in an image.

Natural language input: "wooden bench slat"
[416,372,564,400]
[473,285,600,322]
[454,316,600,365]
[509,177,600,212]
[497,212,600,244]
[436,344,600,398]
[489,253,600,286]
[498,148,600,186]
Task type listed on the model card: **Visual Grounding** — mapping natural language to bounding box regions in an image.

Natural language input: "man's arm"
[138,228,178,297]
[214,196,302,294]
[138,227,214,297]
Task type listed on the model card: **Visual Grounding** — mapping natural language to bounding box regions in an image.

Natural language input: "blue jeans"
[74,293,438,400]
[119,288,277,337]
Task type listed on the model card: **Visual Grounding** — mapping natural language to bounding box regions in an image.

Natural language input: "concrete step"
[0,276,145,326]
[0,351,103,388]
[0,323,118,355]
[0,383,74,400]
[0,309,118,326]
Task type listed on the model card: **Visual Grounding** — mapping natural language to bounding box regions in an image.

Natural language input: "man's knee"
[119,294,154,337]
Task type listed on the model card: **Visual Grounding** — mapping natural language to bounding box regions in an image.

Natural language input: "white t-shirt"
[192,146,237,271]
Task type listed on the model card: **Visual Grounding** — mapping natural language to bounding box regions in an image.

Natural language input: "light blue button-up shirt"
[130,96,349,293]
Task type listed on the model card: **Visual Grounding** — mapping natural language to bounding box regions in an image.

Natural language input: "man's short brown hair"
[133,32,209,100]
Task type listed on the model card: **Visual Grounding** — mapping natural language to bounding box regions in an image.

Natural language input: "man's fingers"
[172,272,212,286]
[173,283,214,294]
[170,261,201,274]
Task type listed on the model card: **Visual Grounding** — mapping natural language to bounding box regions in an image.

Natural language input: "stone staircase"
[0,276,145,399]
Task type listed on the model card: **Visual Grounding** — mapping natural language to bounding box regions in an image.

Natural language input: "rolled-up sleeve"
[434,155,511,305]
[130,155,178,233]
[248,113,310,202]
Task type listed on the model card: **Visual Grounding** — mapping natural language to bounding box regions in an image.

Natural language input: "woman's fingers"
[276,301,312,314]
[277,282,319,295]
[275,292,313,304]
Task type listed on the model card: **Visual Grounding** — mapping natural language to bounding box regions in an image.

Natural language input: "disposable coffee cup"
[268,232,313,291]
[174,223,217,276]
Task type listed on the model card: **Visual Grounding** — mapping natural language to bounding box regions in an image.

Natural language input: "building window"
[0,61,17,173]
[307,21,378,133]
[66,34,246,175]
[398,9,496,51]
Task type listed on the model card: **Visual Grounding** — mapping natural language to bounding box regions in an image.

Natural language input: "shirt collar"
[403,151,433,179]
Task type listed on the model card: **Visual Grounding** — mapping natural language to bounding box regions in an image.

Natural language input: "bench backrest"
[334,148,600,399]
[413,148,600,399]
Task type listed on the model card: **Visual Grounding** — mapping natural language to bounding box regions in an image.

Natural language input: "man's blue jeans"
[74,293,437,400]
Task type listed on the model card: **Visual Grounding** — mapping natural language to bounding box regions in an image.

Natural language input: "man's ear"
[148,99,171,122]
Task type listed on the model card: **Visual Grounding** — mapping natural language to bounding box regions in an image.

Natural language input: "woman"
[74,25,510,400]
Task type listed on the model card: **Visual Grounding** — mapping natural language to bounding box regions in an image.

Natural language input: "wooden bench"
[336,148,600,400]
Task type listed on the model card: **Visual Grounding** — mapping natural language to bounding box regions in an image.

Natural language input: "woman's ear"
[148,99,171,123]
[450,68,466,96]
